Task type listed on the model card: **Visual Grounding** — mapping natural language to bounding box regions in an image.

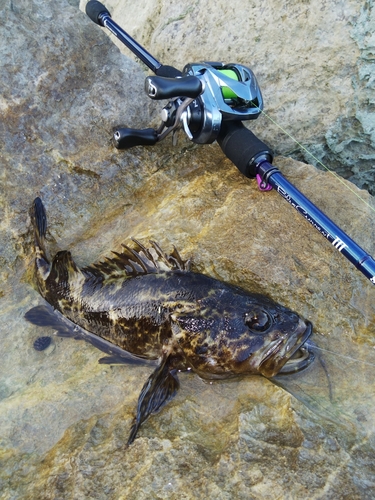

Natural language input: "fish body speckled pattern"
[26,197,313,444]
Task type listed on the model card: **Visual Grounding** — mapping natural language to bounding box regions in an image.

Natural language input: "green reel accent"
[217,69,239,99]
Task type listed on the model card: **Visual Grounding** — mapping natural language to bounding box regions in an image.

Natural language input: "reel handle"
[145,75,203,100]
[113,128,158,149]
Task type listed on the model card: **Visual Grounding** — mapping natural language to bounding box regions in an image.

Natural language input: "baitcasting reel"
[140,62,263,147]
[85,0,263,149]
[85,0,375,285]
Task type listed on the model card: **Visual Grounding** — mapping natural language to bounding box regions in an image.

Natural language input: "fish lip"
[277,322,315,375]
[284,319,313,361]
[276,344,315,375]
[259,319,313,377]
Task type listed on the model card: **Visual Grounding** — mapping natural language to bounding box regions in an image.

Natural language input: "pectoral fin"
[127,353,180,445]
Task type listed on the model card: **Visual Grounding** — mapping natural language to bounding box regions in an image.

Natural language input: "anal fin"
[127,352,180,445]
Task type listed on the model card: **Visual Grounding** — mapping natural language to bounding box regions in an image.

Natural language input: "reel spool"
[180,62,263,144]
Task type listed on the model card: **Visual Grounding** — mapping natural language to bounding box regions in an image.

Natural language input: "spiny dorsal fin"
[148,240,190,272]
[83,239,190,280]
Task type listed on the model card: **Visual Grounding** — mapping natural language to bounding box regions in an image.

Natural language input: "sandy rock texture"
[1,0,375,498]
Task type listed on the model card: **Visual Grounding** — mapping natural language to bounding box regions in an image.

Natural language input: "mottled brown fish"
[26,197,314,444]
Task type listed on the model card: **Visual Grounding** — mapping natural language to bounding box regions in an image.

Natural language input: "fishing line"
[311,343,375,368]
[257,107,375,214]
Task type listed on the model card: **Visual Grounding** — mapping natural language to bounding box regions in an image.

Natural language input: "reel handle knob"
[145,76,202,100]
[113,128,158,149]
[86,0,111,25]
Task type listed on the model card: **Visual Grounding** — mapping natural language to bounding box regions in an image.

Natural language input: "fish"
[26,197,314,444]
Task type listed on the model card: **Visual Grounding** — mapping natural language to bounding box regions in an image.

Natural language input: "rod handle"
[86,0,111,25]
[217,121,273,178]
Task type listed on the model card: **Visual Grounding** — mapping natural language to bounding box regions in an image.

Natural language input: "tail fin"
[32,197,47,250]
[31,197,50,278]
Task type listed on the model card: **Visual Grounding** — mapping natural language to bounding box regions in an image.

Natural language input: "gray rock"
[1,0,375,498]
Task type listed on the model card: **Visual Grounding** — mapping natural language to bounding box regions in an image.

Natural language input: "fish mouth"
[259,320,314,378]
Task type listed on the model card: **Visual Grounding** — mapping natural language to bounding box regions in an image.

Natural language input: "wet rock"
[94,0,375,194]
[0,0,375,498]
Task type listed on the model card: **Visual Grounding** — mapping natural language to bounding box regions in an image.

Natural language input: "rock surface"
[1,0,375,498]
[92,0,375,194]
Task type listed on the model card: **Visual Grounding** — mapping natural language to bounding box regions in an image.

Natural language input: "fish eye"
[244,310,272,332]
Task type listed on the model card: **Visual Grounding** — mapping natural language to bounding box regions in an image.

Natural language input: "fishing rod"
[85,0,375,285]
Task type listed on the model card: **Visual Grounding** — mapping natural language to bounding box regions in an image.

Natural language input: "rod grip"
[217,121,273,178]
[86,0,111,25]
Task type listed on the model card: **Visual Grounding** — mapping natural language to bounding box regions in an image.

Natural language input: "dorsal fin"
[83,239,190,280]
[148,240,190,272]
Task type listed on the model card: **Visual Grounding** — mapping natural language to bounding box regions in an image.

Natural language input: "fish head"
[174,281,314,379]
[231,295,314,378]
[182,286,314,378]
